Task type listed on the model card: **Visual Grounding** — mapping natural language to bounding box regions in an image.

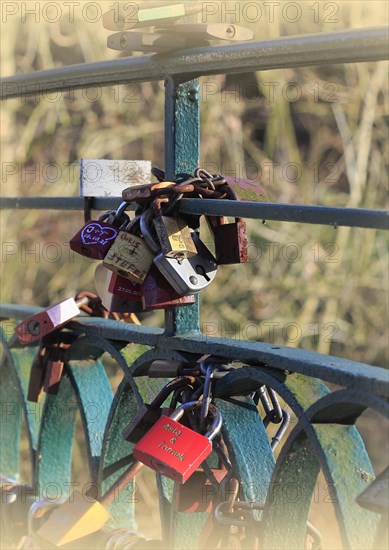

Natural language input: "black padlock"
[122,377,196,444]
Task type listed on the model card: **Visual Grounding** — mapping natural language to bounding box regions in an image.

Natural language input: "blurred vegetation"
[1,1,387,368]
[1,1,388,548]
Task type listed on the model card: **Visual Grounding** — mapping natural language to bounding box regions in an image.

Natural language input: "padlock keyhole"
[195,265,211,282]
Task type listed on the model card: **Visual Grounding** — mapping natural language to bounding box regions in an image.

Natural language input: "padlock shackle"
[169,401,222,441]
[150,376,196,408]
[169,400,202,422]
[204,404,222,441]
[140,209,160,253]
[107,201,131,226]
[98,210,115,223]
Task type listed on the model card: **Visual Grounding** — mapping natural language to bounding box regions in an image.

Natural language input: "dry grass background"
[1,1,388,548]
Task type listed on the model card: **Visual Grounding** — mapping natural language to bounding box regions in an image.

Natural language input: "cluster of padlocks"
[69,168,253,314]
[10,170,272,547]
[2,354,295,548]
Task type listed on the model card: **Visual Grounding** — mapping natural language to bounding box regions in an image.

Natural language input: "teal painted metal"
[262,423,378,549]
[1,23,388,550]
[162,75,203,546]
[2,197,387,230]
[1,310,387,396]
[164,77,201,337]
[1,28,387,98]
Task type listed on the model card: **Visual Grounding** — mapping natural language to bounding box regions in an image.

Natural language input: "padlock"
[208,216,249,265]
[27,346,48,402]
[174,466,228,512]
[15,298,82,345]
[223,174,266,202]
[142,265,195,311]
[69,205,130,260]
[95,264,145,313]
[122,377,196,444]
[153,232,218,296]
[122,181,175,204]
[103,206,154,284]
[43,345,65,396]
[133,401,222,484]
[0,479,37,547]
[150,201,197,260]
[108,272,144,302]
[36,461,142,546]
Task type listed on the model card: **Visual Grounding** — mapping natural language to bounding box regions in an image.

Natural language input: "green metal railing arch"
[1,25,388,550]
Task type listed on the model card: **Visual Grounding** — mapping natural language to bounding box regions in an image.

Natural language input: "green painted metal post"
[164,76,201,336]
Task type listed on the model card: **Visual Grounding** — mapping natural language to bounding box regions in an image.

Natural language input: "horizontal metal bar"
[180,200,389,230]
[1,304,387,397]
[1,27,387,99]
[0,197,125,211]
[1,197,388,229]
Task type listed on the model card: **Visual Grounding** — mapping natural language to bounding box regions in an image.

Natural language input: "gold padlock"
[36,461,143,547]
[103,230,154,284]
[36,490,109,547]
[153,215,197,260]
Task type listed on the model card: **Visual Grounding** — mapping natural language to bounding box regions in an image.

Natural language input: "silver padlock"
[95,264,144,313]
[140,210,218,295]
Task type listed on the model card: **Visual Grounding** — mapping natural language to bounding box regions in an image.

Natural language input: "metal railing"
[1,25,388,550]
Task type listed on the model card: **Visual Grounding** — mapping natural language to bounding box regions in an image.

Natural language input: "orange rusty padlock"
[133,401,222,484]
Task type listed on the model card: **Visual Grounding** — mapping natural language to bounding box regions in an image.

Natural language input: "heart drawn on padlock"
[81,223,118,246]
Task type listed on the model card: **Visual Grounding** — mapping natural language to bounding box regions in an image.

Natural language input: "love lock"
[36,461,142,547]
[15,297,87,345]
[133,401,222,484]
[122,376,197,444]
[69,203,130,260]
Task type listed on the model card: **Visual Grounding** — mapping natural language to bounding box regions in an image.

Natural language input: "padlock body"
[153,234,217,296]
[27,348,48,402]
[69,220,120,259]
[122,404,171,444]
[43,360,64,395]
[95,265,144,313]
[142,266,195,310]
[103,231,154,284]
[224,175,266,202]
[174,468,228,512]
[133,416,212,483]
[153,216,197,259]
[108,272,144,301]
[213,219,248,264]
[15,298,80,344]
[36,490,109,546]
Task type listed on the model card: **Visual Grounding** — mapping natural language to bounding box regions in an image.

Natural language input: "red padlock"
[69,204,129,260]
[108,272,144,302]
[208,216,248,265]
[142,266,195,311]
[133,402,222,484]
[15,298,82,344]
[173,466,228,512]
[95,264,144,313]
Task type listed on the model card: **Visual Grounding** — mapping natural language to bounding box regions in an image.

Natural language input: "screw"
[120,34,128,49]
[226,25,236,38]
[189,276,198,286]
